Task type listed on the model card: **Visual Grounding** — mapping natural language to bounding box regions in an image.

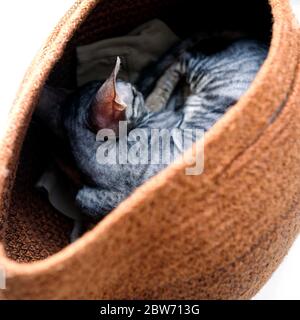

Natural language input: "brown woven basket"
[0,0,299,299]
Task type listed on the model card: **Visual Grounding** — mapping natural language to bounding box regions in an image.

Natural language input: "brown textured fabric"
[0,0,299,299]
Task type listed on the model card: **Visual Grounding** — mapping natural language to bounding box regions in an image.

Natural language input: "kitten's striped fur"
[63,36,268,219]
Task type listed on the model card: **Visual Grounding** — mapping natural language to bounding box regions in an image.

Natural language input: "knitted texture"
[0,0,299,299]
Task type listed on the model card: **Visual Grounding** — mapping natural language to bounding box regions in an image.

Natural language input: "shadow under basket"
[0,0,300,299]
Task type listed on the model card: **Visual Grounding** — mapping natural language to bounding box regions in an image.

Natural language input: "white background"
[0,0,299,300]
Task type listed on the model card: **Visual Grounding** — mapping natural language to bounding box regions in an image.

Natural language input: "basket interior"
[2,0,272,263]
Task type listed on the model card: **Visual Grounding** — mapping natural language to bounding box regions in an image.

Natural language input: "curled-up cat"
[54,38,268,220]
[39,36,267,220]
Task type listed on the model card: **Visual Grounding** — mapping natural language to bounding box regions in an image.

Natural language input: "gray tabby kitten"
[62,38,267,219]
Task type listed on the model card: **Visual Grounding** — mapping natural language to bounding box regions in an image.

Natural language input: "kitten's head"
[88,57,145,135]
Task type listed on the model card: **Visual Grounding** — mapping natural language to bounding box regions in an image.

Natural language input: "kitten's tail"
[137,30,248,96]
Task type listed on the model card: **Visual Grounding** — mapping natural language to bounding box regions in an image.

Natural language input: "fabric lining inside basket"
[2,0,272,263]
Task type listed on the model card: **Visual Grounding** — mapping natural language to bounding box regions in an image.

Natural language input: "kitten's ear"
[89,57,127,133]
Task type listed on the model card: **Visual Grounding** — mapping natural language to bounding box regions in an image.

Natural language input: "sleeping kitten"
[61,38,268,220]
